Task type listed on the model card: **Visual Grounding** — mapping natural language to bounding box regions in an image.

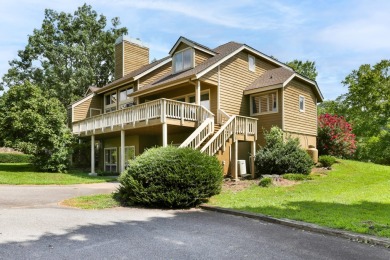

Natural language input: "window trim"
[104,147,117,173]
[248,54,256,72]
[250,90,279,116]
[104,90,117,113]
[172,89,210,104]
[172,47,195,74]
[123,146,136,168]
[299,95,305,112]
[118,85,135,109]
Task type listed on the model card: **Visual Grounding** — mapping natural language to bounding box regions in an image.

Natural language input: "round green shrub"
[115,146,223,208]
[255,127,314,176]
[259,177,272,187]
[318,155,336,167]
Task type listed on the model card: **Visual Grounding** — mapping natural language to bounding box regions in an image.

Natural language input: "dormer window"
[173,48,194,73]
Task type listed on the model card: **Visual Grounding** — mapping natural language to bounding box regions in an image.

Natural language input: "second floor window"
[251,92,278,115]
[119,86,134,109]
[173,48,193,73]
[105,91,117,113]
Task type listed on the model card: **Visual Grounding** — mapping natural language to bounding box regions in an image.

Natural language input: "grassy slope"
[0,163,114,185]
[210,160,390,238]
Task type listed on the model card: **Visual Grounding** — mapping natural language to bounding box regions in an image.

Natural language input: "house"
[68,36,323,179]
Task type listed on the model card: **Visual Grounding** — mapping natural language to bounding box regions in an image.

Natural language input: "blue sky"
[1,0,389,100]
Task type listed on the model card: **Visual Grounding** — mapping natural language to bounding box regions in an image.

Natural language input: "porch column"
[195,80,201,105]
[120,130,125,173]
[89,135,96,176]
[231,140,238,180]
[250,141,256,178]
[162,123,168,147]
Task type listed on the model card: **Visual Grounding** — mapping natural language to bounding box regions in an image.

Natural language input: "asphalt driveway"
[0,184,389,259]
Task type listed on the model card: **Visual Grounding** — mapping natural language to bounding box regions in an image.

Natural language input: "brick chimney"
[115,36,149,79]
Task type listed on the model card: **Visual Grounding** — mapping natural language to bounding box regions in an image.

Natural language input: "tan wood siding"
[123,41,149,77]
[114,43,123,79]
[175,42,190,52]
[195,49,212,65]
[138,62,172,88]
[201,67,218,83]
[219,51,278,116]
[283,79,317,136]
[253,89,283,147]
[73,95,103,122]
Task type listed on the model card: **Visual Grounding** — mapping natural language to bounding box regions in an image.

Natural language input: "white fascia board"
[71,94,95,108]
[133,58,172,81]
[243,84,283,95]
[169,37,216,56]
[283,73,324,102]
[194,46,246,79]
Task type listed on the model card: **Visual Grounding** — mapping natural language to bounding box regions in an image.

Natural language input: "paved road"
[0,185,389,260]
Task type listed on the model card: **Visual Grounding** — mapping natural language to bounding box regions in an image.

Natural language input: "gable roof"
[95,56,171,94]
[244,67,324,101]
[169,36,217,56]
[84,85,100,96]
[132,41,244,96]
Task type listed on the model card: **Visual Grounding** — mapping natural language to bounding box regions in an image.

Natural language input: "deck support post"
[162,123,168,147]
[231,140,238,181]
[89,135,96,176]
[120,130,125,173]
[250,141,256,178]
[195,80,201,105]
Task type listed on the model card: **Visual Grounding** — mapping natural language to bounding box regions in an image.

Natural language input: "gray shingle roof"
[134,41,244,95]
[245,67,294,92]
[96,56,171,93]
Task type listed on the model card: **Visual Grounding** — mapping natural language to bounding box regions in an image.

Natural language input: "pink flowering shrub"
[317,114,356,158]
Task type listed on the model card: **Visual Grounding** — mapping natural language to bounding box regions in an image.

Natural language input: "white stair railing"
[179,118,214,149]
[200,115,257,156]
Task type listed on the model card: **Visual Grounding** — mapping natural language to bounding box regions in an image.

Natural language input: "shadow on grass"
[235,200,390,238]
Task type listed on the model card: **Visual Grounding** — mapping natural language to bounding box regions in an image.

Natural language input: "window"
[124,146,135,168]
[119,86,134,109]
[299,95,305,112]
[104,91,117,113]
[173,48,194,73]
[248,54,255,72]
[104,147,117,172]
[251,91,278,115]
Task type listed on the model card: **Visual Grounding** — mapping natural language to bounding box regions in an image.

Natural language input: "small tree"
[255,126,313,176]
[317,114,356,158]
[0,82,73,172]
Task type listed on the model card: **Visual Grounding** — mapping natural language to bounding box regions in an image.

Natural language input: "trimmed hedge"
[115,146,223,208]
[318,155,336,167]
[0,153,31,163]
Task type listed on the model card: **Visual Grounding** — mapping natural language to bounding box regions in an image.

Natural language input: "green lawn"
[62,194,120,209]
[0,163,115,185]
[210,160,390,238]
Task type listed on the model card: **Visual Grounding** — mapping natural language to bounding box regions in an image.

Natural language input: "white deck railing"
[200,115,257,156]
[72,99,213,135]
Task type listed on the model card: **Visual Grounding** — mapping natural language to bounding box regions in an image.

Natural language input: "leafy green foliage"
[354,125,390,165]
[0,153,31,163]
[254,127,313,176]
[286,59,318,81]
[317,114,356,158]
[0,4,128,106]
[0,83,72,172]
[283,173,313,181]
[116,146,223,208]
[258,177,272,187]
[318,155,336,167]
[341,60,390,137]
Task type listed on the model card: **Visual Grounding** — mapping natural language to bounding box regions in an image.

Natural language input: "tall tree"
[0,83,73,172]
[286,60,318,81]
[341,59,390,136]
[0,4,127,106]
